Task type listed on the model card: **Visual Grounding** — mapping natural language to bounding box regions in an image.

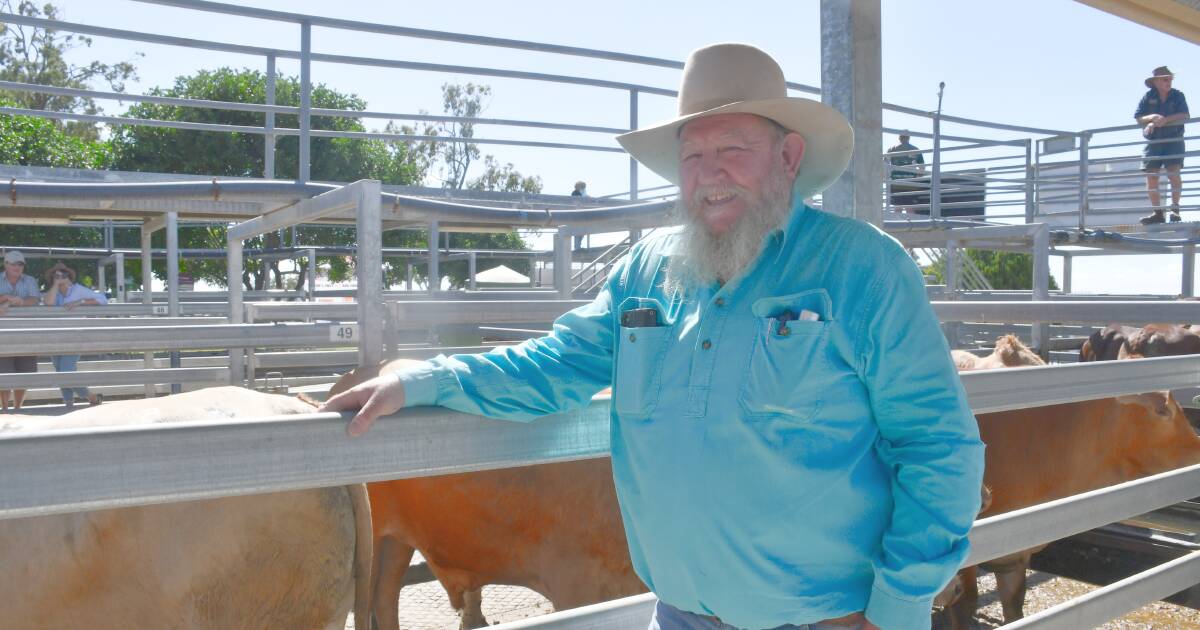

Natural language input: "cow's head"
[994,334,1044,367]
[1111,392,1200,474]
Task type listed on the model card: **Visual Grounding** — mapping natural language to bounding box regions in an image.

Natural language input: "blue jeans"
[649,601,864,630]
[51,355,90,405]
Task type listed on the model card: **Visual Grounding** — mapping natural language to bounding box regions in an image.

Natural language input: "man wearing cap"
[1136,66,1190,225]
[1,250,42,410]
[326,43,983,630]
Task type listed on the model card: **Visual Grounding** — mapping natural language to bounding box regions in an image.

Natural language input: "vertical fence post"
[1062,253,1073,294]
[1077,132,1090,230]
[1184,244,1195,298]
[943,239,960,347]
[555,231,573,299]
[355,180,384,369]
[629,89,639,201]
[114,252,125,303]
[227,235,244,387]
[931,115,942,220]
[97,262,107,297]
[427,221,439,295]
[299,21,312,184]
[1032,224,1051,359]
[264,53,277,179]
[468,251,477,290]
[306,247,317,302]
[141,222,155,398]
[1024,138,1035,224]
[166,212,181,394]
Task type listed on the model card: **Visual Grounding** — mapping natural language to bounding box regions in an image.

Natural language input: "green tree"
[107,67,434,290]
[469,155,542,194]
[925,249,1059,290]
[0,98,111,167]
[109,67,423,184]
[0,0,141,139]
[419,82,543,194]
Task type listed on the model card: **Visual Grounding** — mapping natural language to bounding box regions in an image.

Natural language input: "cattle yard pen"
[2,1,1200,627]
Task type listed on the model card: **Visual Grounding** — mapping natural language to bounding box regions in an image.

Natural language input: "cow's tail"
[347,483,374,630]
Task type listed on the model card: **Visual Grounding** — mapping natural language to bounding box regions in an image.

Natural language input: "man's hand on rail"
[321,372,407,437]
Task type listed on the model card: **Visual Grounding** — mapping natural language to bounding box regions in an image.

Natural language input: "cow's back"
[977,393,1200,516]
[0,387,365,630]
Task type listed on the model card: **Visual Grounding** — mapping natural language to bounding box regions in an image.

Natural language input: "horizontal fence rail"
[5,354,1200,520]
[0,397,613,520]
[933,300,1200,325]
[0,367,228,389]
[0,322,348,356]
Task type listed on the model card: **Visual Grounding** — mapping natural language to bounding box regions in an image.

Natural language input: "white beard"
[664,163,795,295]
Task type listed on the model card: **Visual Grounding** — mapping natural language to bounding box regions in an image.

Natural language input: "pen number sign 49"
[330,323,359,343]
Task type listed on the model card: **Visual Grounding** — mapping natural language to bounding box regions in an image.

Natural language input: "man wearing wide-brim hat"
[326,43,983,630]
[1136,66,1190,225]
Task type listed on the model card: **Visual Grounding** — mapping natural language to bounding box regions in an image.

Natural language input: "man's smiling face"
[678,113,801,236]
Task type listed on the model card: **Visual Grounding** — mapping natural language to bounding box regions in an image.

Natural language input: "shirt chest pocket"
[738,290,834,422]
[614,298,671,417]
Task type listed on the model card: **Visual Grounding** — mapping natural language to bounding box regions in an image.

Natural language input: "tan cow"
[951,334,1043,371]
[329,360,645,630]
[0,387,372,630]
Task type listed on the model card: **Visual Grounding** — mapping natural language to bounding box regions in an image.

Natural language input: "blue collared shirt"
[50,283,108,307]
[0,273,40,301]
[1135,88,1190,140]
[399,202,985,630]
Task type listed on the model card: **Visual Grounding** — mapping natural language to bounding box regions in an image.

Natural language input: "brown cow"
[947,338,1200,627]
[0,387,372,630]
[1122,323,1200,359]
[353,342,1200,630]
[1080,323,1200,362]
[1079,324,1139,362]
[329,360,644,630]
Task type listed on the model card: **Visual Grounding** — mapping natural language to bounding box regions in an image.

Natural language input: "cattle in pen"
[1080,323,1200,361]
[328,360,645,630]
[0,387,372,630]
[945,336,1200,628]
[349,339,1200,630]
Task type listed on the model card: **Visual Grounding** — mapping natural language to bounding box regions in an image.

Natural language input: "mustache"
[690,184,747,208]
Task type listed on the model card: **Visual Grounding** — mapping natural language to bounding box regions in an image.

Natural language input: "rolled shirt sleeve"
[856,250,986,629]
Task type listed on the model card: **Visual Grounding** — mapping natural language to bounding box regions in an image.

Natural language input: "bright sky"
[33,0,1200,294]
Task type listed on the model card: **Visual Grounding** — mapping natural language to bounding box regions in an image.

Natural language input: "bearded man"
[325,43,983,630]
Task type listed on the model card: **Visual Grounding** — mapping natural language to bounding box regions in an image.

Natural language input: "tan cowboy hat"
[617,43,853,198]
[1145,66,1175,89]
[44,261,76,284]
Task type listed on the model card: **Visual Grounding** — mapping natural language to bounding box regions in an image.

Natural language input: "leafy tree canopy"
[0,97,111,167]
[0,0,140,139]
[109,67,424,185]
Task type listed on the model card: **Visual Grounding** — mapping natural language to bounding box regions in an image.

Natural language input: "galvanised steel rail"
[0,322,348,356]
[0,367,227,389]
[0,303,229,317]
[0,316,227,329]
[3,354,1199,520]
[933,300,1200,325]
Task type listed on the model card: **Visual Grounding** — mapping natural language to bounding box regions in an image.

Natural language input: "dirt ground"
[348,567,1200,629]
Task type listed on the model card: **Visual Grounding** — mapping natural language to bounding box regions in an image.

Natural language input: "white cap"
[3,250,25,265]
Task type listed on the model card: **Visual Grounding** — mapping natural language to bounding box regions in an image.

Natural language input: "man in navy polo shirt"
[1136,66,1190,225]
